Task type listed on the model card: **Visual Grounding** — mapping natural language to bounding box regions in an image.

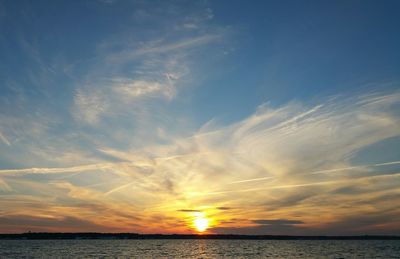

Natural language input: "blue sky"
[0,0,399,234]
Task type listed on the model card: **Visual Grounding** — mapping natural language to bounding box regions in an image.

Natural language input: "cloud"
[1,0,399,235]
[211,219,304,235]
[309,210,400,235]
[72,76,176,125]
[0,163,118,175]
[212,213,400,235]
[0,215,120,233]
[71,2,225,127]
[2,91,400,234]
[72,33,220,126]
[113,79,173,99]
[178,209,202,213]
[182,23,198,30]
[216,207,232,210]
[106,34,220,64]
[253,219,304,225]
[0,177,12,192]
[0,131,10,146]
[98,0,116,4]
[211,222,306,235]
[73,88,110,124]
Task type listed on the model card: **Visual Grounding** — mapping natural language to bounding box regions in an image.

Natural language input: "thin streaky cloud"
[0,131,11,146]
[0,163,122,175]
[106,34,222,64]
[228,160,400,184]
[229,176,275,184]
[309,161,400,175]
[200,172,400,196]
[104,182,135,196]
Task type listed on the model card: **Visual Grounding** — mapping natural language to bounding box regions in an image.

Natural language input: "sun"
[194,217,209,232]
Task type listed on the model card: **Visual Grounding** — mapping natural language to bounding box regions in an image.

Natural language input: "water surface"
[0,239,399,258]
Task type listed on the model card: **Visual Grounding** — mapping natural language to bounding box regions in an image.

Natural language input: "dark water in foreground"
[0,240,399,258]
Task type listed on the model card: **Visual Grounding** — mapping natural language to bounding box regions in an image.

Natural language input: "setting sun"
[194,217,209,232]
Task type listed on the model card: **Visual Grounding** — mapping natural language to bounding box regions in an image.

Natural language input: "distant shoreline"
[0,233,399,240]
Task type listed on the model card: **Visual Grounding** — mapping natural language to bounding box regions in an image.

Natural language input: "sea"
[0,239,399,258]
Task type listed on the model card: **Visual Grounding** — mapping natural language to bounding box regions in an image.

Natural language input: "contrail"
[229,176,275,184]
[0,131,11,146]
[104,182,135,196]
[0,162,144,175]
[228,160,400,184]
[308,161,400,175]
[205,171,400,196]
[0,163,115,175]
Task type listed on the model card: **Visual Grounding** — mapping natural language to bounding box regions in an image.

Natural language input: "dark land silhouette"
[0,233,399,240]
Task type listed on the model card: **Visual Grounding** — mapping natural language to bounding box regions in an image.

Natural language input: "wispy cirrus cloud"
[2,90,400,233]
[69,0,225,128]
[73,88,110,124]
[105,34,220,64]
[1,1,228,174]
[72,33,223,128]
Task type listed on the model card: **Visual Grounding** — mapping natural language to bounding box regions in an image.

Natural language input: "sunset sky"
[0,0,400,235]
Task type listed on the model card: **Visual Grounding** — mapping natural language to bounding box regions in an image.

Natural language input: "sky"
[0,0,400,235]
